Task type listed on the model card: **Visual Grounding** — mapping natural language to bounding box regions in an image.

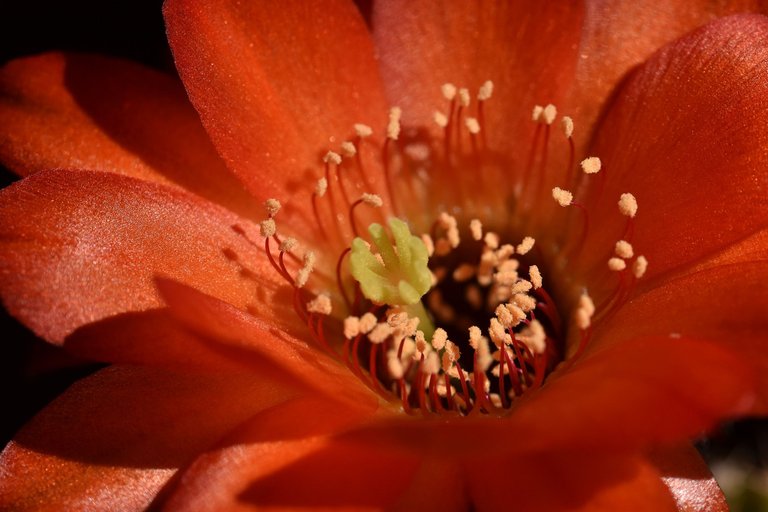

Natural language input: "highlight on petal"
[164,0,390,236]
[0,52,258,218]
[574,14,768,285]
[0,365,293,511]
[0,170,293,344]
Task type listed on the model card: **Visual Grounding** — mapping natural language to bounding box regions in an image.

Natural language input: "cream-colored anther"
[478,80,494,101]
[633,255,648,278]
[513,293,536,312]
[259,219,276,238]
[343,316,360,339]
[359,312,377,334]
[529,265,543,289]
[354,123,373,138]
[518,319,546,354]
[433,111,449,128]
[441,83,457,101]
[579,294,595,317]
[447,227,460,248]
[562,116,574,138]
[323,151,342,165]
[468,325,482,349]
[306,294,332,315]
[387,350,404,379]
[511,280,533,294]
[295,251,316,288]
[469,219,483,241]
[368,322,393,344]
[340,141,357,157]
[619,193,638,218]
[361,193,383,207]
[315,177,328,197]
[387,311,408,328]
[608,257,627,271]
[615,240,634,259]
[532,105,544,122]
[424,352,441,375]
[495,304,516,329]
[452,263,476,283]
[581,157,601,174]
[505,303,527,325]
[542,104,557,125]
[458,88,470,107]
[264,198,281,217]
[465,117,480,134]
[552,187,573,207]
[484,231,500,250]
[516,236,535,255]
[489,317,511,347]
[575,307,591,330]
[279,237,297,252]
[421,234,435,257]
[387,107,402,140]
[496,245,515,261]
[431,328,448,351]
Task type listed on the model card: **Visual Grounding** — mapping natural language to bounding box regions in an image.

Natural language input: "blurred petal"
[0,170,293,343]
[0,365,292,511]
[649,443,729,512]
[574,15,768,286]
[164,0,390,236]
[0,53,257,218]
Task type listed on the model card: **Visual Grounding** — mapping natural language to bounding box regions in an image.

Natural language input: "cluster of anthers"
[247,80,648,416]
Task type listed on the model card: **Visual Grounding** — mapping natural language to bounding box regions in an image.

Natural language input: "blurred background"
[1,1,766,510]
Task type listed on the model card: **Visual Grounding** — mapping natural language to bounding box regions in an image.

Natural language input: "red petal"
[0,365,292,511]
[344,336,755,457]
[649,443,729,512]
[164,0,390,234]
[0,53,257,218]
[595,257,768,411]
[155,278,377,410]
[372,1,583,157]
[570,1,763,138]
[467,455,676,512]
[0,170,292,343]
[160,397,461,511]
[574,15,768,284]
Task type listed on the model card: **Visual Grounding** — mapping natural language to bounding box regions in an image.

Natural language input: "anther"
[529,265,542,289]
[441,83,457,101]
[279,237,298,252]
[465,117,480,134]
[561,116,574,138]
[477,80,494,101]
[484,231,500,250]
[340,141,357,157]
[315,177,328,197]
[431,328,448,350]
[580,157,601,174]
[264,198,281,218]
[323,151,342,165]
[344,316,360,339]
[608,257,627,272]
[541,104,557,125]
[615,240,634,259]
[433,111,449,128]
[633,255,648,278]
[359,312,377,334]
[458,88,470,107]
[516,236,535,255]
[618,193,638,218]
[260,219,276,238]
[532,105,544,122]
[354,123,373,138]
[470,219,483,241]
[552,187,573,207]
[296,251,316,288]
[307,294,332,315]
[387,107,402,140]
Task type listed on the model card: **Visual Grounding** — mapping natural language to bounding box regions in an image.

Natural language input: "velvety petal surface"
[0,53,258,218]
[573,14,768,287]
[164,0,390,237]
[372,1,583,163]
[0,170,295,344]
[345,336,755,457]
[0,365,292,511]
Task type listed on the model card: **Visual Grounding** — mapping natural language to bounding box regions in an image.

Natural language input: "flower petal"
[164,0,390,235]
[344,336,755,457]
[0,170,292,343]
[0,52,257,218]
[0,365,293,511]
[372,1,583,157]
[159,397,464,511]
[649,443,729,512]
[570,1,763,138]
[574,14,768,284]
[595,258,768,411]
[155,278,377,410]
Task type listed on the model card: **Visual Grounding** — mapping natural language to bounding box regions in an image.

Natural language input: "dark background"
[0,1,766,509]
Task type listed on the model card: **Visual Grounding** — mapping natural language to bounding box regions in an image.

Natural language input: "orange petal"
[372,1,583,160]
[466,454,676,512]
[574,14,768,285]
[595,258,768,412]
[0,53,258,218]
[570,1,763,139]
[0,170,292,343]
[649,443,729,512]
[344,336,755,457]
[164,0,390,236]
[0,365,293,511]
[155,278,377,410]
[160,397,460,511]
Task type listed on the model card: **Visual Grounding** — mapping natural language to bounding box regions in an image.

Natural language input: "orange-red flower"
[1,1,767,510]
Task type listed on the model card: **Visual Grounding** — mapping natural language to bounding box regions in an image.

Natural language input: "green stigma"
[349,218,431,306]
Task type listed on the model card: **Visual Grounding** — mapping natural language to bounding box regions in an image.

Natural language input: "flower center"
[251,81,648,416]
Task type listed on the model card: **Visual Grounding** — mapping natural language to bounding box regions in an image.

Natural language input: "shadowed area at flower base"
[572,14,768,290]
[340,336,755,457]
[0,53,259,219]
[164,0,391,239]
[594,258,768,412]
[0,169,297,344]
[0,365,294,512]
